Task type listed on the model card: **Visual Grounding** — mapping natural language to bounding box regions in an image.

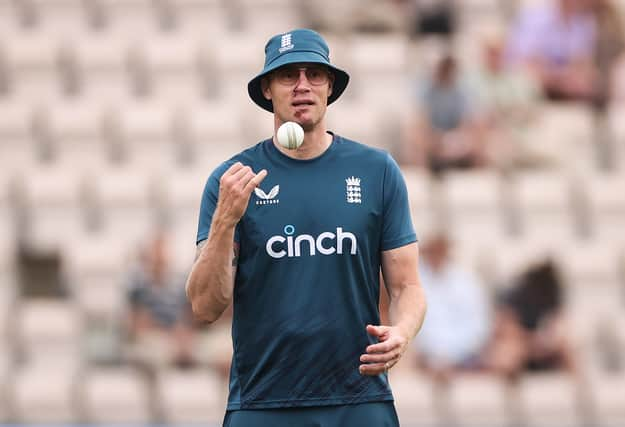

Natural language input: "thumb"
[366,324,390,338]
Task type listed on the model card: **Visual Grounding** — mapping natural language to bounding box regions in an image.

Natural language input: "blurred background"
[1,0,625,426]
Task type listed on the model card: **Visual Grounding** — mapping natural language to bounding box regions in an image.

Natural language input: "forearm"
[388,282,426,341]
[185,217,236,323]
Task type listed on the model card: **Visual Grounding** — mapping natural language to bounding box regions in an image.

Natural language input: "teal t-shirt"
[197,133,417,410]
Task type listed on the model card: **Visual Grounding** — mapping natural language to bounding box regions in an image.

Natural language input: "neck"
[272,120,333,160]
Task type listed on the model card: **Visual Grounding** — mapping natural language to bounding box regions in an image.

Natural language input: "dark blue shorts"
[223,402,400,427]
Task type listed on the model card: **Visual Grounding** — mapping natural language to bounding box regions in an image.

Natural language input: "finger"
[223,162,244,177]
[366,324,389,338]
[359,362,388,376]
[230,165,253,184]
[359,354,402,376]
[234,169,256,190]
[366,338,400,354]
[244,169,268,192]
[360,347,401,364]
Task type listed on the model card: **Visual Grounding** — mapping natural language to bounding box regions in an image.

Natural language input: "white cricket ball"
[276,121,304,150]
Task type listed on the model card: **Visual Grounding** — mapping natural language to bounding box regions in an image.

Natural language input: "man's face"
[262,62,334,131]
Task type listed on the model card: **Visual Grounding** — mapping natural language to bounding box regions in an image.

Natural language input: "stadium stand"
[0,1,624,426]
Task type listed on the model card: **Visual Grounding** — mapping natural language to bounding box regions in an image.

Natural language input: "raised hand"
[215,162,268,226]
[359,324,409,376]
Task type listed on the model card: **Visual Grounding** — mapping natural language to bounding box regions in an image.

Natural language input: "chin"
[300,121,315,132]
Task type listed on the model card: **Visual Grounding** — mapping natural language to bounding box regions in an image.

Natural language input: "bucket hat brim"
[247,50,350,113]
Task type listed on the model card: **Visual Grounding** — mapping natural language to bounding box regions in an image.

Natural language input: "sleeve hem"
[381,234,418,252]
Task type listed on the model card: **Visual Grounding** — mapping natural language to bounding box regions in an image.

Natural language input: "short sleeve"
[196,161,241,245]
[381,153,417,251]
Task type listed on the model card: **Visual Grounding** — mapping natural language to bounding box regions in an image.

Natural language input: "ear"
[328,73,335,97]
[261,77,272,101]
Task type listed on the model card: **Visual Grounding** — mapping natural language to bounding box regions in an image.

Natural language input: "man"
[414,234,491,383]
[505,0,597,101]
[127,232,195,370]
[186,29,426,427]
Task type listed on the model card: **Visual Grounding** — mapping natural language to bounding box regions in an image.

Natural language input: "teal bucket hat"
[248,29,350,113]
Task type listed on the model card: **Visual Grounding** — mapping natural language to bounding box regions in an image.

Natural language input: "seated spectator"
[506,0,597,102]
[486,258,577,380]
[468,30,546,169]
[125,232,195,370]
[414,234,493,383]
[407,54,485,174]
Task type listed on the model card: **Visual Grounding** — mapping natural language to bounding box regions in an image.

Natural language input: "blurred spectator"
[414,234,492,383]
[486,259,577,380]
[506,0,597,102]
[125,232,195,370]
[407,54,485,173]
[468,30,545,170]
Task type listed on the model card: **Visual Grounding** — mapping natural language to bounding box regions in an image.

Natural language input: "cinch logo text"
[266,225,358,259]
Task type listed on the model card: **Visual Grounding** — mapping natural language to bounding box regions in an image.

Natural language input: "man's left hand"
[359,324,408,376]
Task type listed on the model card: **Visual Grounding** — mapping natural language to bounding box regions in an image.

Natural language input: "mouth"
[292,100,315,107]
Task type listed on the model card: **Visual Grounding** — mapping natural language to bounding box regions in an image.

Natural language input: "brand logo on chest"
[255,185,280,205]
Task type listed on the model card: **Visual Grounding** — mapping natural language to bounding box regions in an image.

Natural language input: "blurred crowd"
[401,0,624,174]
[2,0,625,425]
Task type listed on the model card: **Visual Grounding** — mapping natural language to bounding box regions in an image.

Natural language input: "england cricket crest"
[345,176,362,204]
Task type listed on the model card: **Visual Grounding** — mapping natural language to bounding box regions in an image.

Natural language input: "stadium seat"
[63,232,129,316]
[82,366,152,423]
[607,104,625,168]
[95,0,157,36]
[175,101,247,168]
[12,360,81,423]
[518,373,584,427]
[441,170,506,243]
[0,32,61,102]
[328,101,385,149]
[448,373,510,427]
[16,299,83,364]
[68,34,130,102]
[39,100,107,168]
[157,368,225,424]
[348,34,409,105]
[0,100,33,142]
[589,373,625,427]
[170,0,228,37]
[557,239,622,293]
[523,103,595,171]
[582,172,625,242]
[109,101,175,169]
[20,166,84,251]
[401,167,435,235]
[157,167,206,266]
[130,34,200,102]
[234,0,303,39]
[90,166,157,244]
[0,237,16,342]
[17,0,88,37]
[390,371,440,427]
[0,102,37,172]
[0,350,8,423]
[0,173,14,246]
[513,171,577,241]
[213,34,264,100]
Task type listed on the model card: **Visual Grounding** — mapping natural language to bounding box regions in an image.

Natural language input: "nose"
[294,69,312,90]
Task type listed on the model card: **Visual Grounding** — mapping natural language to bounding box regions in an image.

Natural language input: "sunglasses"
[272,65,332,86]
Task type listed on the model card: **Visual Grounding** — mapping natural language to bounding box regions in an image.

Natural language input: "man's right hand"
[214,162,268,226]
